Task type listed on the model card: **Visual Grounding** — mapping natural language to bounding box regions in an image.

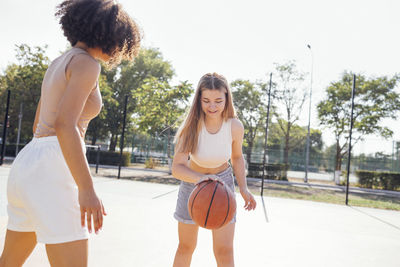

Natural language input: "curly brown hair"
[56,0,141,65]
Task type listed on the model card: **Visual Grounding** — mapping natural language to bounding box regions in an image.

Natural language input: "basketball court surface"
[0,165,399,266]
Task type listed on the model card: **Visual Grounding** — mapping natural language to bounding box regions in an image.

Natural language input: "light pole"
[304,44,313,183]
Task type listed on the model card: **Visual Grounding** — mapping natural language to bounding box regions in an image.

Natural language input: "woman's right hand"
[196,174,220,185]
[78,188,106,234]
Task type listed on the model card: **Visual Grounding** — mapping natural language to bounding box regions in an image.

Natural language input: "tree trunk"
[167,127,172,174]
[109,134,115,151]
[91,134,97,146]
[167,127,171,158]
[246,140,253,166]
[335,140,342,171]
[284,132,290,167]
[109,134,118,151]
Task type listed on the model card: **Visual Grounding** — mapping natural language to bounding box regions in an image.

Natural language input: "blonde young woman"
[172,73,257,267]
[0,1,141,266]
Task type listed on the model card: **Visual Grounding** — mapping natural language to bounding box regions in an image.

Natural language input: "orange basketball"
[188,179,236,229]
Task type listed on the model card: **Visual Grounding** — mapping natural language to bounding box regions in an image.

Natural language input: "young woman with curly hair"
[0,1,141,266]
[172,73,257,267]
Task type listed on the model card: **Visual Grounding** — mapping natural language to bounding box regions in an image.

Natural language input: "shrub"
[86,150,131,166]
[247,163,289,181]
[145,157,158,169]
[5,144,26,157]
[355,170,400,191]
[4,143,131,167]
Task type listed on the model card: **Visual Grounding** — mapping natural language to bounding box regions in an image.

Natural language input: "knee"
[213,244,234,259]
[177,241,197,255]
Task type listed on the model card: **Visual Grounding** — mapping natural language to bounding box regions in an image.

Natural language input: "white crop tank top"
[190,119,232,168]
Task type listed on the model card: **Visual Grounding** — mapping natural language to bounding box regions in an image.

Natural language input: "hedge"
[86,149,131,166]
[4,144,26,157]
[355,170,400,191]
[3,143,130,166]
[247,163,289,181]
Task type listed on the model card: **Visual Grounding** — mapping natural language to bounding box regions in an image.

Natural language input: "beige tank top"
[190,119,233,168]
[34,47,102,138]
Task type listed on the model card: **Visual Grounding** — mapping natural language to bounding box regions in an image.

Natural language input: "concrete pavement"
[0,166,399,267]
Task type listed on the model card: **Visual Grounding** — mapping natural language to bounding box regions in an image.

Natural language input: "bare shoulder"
[66,53,100,81]
[230,118,244,139]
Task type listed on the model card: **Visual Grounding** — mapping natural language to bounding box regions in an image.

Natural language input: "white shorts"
[6,136,89,244]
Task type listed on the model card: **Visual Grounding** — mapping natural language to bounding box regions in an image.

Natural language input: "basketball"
[188,179,236,229]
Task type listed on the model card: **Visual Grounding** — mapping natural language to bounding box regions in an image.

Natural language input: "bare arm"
[230,119,248,191]
[171,151,204,183]
[32,98,41,134]
[54,53,105,232]
[54,54,99,191]
[231,118,256,210]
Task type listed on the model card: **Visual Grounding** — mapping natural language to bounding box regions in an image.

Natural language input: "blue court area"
[0,165,399,266]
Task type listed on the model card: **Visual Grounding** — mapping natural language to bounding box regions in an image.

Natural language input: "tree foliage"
[134,78,193,156]
[0,44,49,144]
[317,71,400,170]
[92,47,176,151]
[135,78,192,135]
[272,61,307,166]
[231,79,267,165]
[265,120,322,169]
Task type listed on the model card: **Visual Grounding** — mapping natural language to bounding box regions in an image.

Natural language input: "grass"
[247,182,400,211]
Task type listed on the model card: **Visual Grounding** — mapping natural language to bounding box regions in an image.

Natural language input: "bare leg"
[212,223,235,267]
[0,230,37,267]
[45,239,88,267]
[173,222,199,267]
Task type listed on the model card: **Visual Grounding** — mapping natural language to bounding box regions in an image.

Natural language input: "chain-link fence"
[243,137,400,186]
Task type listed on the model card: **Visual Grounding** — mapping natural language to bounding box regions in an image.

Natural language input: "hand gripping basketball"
[195,174,221,185]
[188,179,236,229]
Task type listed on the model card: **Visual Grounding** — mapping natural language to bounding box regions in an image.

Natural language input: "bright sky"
[1,0,400,154]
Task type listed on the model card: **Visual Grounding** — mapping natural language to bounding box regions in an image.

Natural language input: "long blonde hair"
[174,73,236,154]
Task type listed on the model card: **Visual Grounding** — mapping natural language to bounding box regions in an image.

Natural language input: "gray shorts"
[174,167,236,224]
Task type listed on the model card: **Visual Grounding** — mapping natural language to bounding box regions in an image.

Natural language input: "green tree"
[101,47,175,151]
[272,61,307,167]
[321,144,337,172]
[231,79,267,165]
[267,120,323,170]
[0,44,49,145]
[317,71,400,171]
[134,77,193,157]
[288,126,323,171]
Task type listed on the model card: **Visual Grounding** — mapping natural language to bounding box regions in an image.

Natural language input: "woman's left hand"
[240,188,257,211]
